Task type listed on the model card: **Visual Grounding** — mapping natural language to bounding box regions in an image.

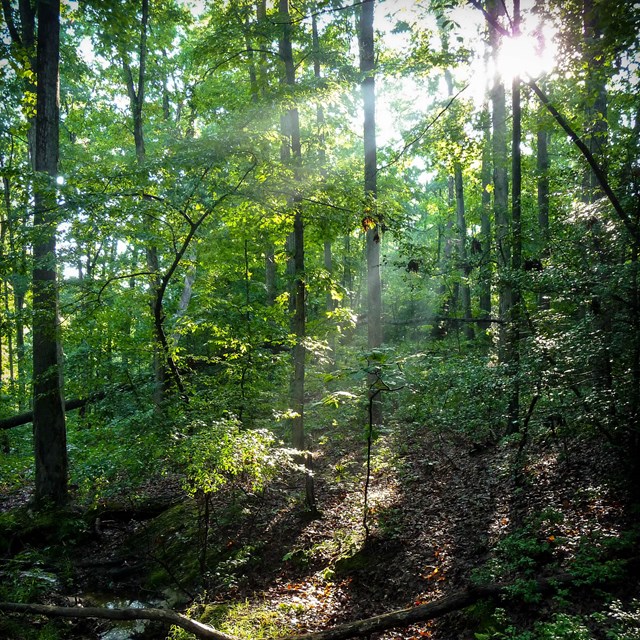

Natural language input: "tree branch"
[0,602,235,640]
[0,385,135,431]
[377,85,468,174]
[0,574,576,640]
[525,79,638,243]
[1,0,21,47]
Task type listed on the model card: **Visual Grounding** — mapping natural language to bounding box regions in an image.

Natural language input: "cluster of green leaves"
[174,416,289,496]
[475,602,640,640]
[393,346,509,442]
[472,509,564,590]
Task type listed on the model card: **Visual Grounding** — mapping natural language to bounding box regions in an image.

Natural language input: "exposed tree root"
[0,575,573,640]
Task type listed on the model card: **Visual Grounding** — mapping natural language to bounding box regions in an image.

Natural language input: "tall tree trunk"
[536,124,550,310]
[312,10,336,364]
[432,55,458,339]
[479,103,493,331]
[360,0,383,426]
[488,0,511,361]
[256,1,268,99]
[32,0,67,506]
[507,0,522,435]
[15,279,26,409]
[123,0,167,405]
[454,163,473,340]
[253,2,276,306]
[343,235,353,307]
[581,0,614,417]
[265,244,276,306]
[279,0,315,512]
[2,0,35,409]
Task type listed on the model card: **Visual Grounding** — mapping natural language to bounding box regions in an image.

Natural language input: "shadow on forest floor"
[0,421,638,639]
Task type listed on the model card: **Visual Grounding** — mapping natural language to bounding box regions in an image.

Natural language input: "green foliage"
[0,550,59,603]
[598,599,640,639]
[473,509,564,588]
[174,416,287,496]
[569,526,639,586]
[475,611,593,640]
[395,348,508,441]
[68,404,168,504]
[169,597,299,640]
[474,601,640,640]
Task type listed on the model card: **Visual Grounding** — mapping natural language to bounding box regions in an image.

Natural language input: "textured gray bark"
[479,103,493,330]
[507,0,522,435]
[32,0,67,505]
[536,125,550,310]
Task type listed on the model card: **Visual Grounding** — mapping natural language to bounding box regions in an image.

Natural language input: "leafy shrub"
[174,416,289,495]
[473,509,564,589]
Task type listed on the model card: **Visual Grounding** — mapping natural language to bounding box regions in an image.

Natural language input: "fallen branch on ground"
[0,602,235,640]
[283,575,574,640]
[0,574,574,640]
[0,384,133,431]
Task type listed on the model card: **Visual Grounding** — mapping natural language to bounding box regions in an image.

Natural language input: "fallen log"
[0,574,574,640]
[0,384,133,431]
[0,396,96,431]
[0,602,235,640]
[283,575,574,640]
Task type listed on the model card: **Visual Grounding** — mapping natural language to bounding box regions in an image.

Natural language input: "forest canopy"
[0,0,639,638]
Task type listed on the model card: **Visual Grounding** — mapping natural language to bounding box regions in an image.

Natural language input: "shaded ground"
[1,422,638,639]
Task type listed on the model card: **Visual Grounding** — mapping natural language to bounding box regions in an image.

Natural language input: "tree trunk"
[265,243,276,306]
[32,0,67,506]
[123,0,168,405]
[581,0,614,417]
[479,102,493,331]
[0,573,578,640]
[454,163,473,340]
[536,124,550,310]
[360,0,383,426]
[279,0,315,512]
[343,235,353,307]
[2,0,35,410]
[488,0,511,361]
[507,0,522,435]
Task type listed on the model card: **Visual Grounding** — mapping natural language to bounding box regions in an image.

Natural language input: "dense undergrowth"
[1,342,639,640]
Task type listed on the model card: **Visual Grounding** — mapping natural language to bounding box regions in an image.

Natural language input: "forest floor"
[1,421,639,639]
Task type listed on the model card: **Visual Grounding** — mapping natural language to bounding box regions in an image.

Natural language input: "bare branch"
[525,79,637,241]
[0,602,234,640]
[378,85,468,173]
[1,0,22,46]
[0,573,576,640]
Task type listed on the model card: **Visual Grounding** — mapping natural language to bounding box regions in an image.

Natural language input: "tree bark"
[488,0,511,361]
[454,163,473,340]
[0,602,235,640]
[536,124,550,310]
[0,388,127,431]
[0,573,576,640]
[359,0,382,426]
[279,0,315,511]
[507,0,522,435]
[32,0,67,506]
[122,0,169,406]
[479,101,493,330]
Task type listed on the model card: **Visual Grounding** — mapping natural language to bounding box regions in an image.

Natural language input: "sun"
[496,32,556,83]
